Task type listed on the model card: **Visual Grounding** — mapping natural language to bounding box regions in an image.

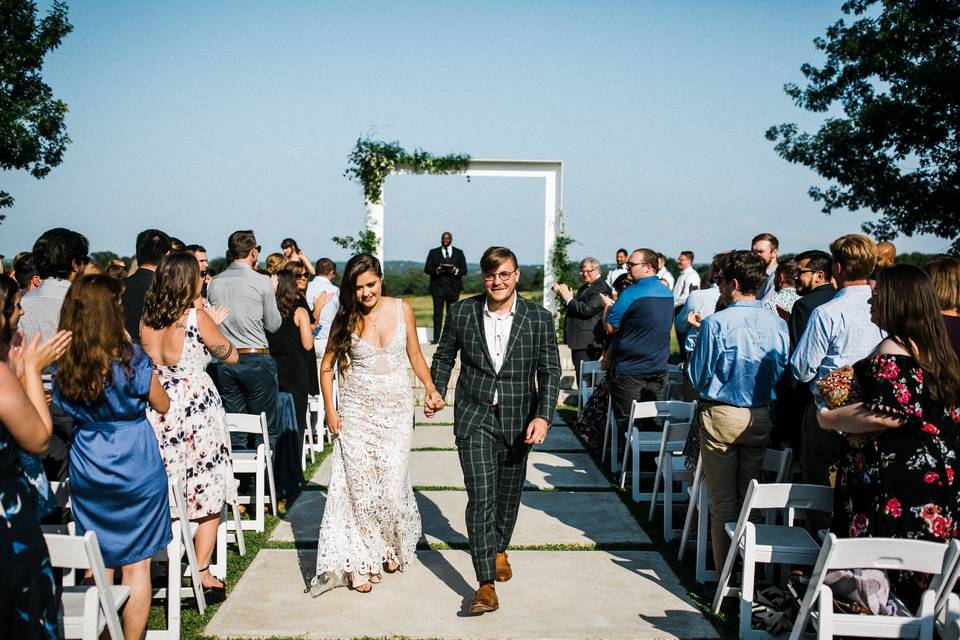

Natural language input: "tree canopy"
[766,0,960,252]
[0,0,72,221]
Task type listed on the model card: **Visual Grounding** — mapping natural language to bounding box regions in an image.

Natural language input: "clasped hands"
[422,389,445,417]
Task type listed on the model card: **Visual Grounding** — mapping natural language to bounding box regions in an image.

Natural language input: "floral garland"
[344,137,471,205]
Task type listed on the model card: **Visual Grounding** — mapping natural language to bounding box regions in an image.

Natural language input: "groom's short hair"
[481,246,518,274]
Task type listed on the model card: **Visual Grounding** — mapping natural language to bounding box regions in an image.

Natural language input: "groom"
[428,245,561,615]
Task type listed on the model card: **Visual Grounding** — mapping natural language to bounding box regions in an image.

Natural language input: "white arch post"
[365,159,564,315]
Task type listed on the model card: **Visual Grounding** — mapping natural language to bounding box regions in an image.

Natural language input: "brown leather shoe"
[469,583,499,614]
[495,552,512,582]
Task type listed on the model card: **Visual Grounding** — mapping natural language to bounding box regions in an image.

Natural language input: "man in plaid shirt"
[429,246,561,615]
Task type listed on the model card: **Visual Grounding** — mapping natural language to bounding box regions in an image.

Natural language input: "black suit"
[424,245,467,342]
[563,277,611,377]
[122,267,155,342]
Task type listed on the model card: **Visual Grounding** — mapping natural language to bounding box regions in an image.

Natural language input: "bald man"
[876,241,896,268]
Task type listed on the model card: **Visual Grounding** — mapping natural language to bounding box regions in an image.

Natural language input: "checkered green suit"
[430,294,561,582]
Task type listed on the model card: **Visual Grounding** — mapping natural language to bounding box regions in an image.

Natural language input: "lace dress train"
[311,299,421,594]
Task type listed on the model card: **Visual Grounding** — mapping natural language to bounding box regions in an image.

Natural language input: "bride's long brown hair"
[326,254,383,375]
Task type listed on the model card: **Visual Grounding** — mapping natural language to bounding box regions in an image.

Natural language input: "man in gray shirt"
[208,229,283,452]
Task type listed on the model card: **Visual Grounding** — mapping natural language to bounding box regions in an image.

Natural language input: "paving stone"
[204,549,717,640]
[272,489,650,546]
[412,425,584,452]
[311,450,608,490]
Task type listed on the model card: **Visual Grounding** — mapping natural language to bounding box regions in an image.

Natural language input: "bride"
[311,254,443,595]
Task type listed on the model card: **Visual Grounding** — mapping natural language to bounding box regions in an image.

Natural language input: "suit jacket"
[430,294,561,440]
[424,246,467,296]
[788,283,837,350]
[122,268,155,342]
[563,278,611,351]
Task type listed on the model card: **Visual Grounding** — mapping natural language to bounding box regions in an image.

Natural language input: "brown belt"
[237,348,270,355]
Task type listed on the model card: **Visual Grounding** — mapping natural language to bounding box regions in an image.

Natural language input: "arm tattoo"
[210,341,234,359]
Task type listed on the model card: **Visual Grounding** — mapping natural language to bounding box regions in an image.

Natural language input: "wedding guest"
[605,248,628,289]
[688,250,789,571]
[791,235,883,506]
[761,260,799,315]
[656,253,675,289]
[83,262,103,276]
[752,232,780,300]
[12,252,41,293]
[265,252,288,275]
[53,275,172,640]
[876,241,897,268]
[20,227,88,344]
[672,251,700,309]
[923,256,960,360]
[169,237,187,252]
[0,284,70,640]
[208,230,282,452]
[552,257,611,379]
[186,244,209,277]
[787,250,836,346]
[20,228,89,482]
[122,228,172,342]
[675,253,724,356]
[268,266,317,438]
[281,238,315,276]
[141,254,239,603]
[305,258,340,355]
[602,248,674,447]
[817,264,960,606]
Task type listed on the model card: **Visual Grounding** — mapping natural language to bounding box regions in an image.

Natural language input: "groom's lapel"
[472,297,495,372]
[502,297,530,365]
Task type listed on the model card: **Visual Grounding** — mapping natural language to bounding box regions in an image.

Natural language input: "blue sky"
[2,1,951,266]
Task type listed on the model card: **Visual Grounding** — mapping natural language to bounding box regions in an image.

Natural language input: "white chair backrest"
[591,368,607,387]
[761,447,793,482]
[823,535,955,575]
[225,412,268,435]
[734,480,833,533]
[579,360,602,387]
[631,400,696,423]
[45,531,124,640]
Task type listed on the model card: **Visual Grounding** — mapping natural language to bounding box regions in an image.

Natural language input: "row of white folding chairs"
[225,411,278,532]
[302,371,340,469]
[44,479,221,640]
[576,359,604,418]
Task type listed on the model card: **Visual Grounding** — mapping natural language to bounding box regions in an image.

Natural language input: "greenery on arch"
[343,137,472,205]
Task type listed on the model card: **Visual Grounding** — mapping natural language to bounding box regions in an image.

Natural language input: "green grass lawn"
[402,289,544,327]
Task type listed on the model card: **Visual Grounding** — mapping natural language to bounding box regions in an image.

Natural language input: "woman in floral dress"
[818,264,960,603]
[141,253,239,603]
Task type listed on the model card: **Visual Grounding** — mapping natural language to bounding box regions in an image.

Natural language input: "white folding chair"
[45,531,128,640]
[225,411,277,532]
[618,400,696,495]
[678,448,793,584]
[148,481,207,639]
[790,535,960,640]
[939,594,960,640]
[644,416,693,540]
[211,499,246,583]
[576,360,603,418]
[302,399,318,470]
[712,480,834,639]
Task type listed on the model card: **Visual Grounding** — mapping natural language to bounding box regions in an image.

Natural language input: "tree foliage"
[766,0,960,251]
[0,0,73,221]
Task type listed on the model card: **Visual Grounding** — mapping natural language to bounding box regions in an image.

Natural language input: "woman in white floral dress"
[311,254,442,595]
[141,253,239,602]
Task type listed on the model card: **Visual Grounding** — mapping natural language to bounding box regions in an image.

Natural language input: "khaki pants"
[800,398,842,530]
[699,402,772,571]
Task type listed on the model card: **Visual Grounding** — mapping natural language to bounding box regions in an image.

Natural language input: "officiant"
[424,231,467,343]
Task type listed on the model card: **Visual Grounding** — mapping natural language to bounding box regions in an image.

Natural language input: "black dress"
[0,419,60,639]
[832,353,960,604]
[299,298,320,397]
[267,306,310,436]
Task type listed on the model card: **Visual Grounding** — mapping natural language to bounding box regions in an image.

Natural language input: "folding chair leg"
[620,428,633,489]
[631,439,641,503]
[601,406,611,464]
[739,552,756,639]
[647,450,662,520]
[695,487,715,583]
[179,518,206,615]
[231,502,246,556]
[610,416,620,474]
[662,462,674,541]
[265,449,278,516]
[678,478,699,562]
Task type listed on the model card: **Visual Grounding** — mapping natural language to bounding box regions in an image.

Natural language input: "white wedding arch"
[365,159,564,313]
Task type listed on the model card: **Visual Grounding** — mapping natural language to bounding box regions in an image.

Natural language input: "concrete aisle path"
[206,419,718,639]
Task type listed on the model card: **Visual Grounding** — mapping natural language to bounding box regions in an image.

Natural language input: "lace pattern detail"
[313,299,421,586]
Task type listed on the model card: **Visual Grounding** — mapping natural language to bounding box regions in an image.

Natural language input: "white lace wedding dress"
[311,299,421,594]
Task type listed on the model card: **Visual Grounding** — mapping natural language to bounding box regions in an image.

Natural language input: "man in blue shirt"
[688,250,789,571]
[602,248,675,447]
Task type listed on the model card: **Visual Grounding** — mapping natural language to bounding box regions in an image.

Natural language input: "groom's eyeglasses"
[483,269,518,282]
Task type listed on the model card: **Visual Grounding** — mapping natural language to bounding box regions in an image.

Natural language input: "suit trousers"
[457,411,530,583]
[698,402,772,571]
[432,292,458,343]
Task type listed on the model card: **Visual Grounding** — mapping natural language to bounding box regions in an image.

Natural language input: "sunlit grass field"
[401,289,544,326]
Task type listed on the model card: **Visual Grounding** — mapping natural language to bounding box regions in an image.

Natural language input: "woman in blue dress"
[53,274,172,640]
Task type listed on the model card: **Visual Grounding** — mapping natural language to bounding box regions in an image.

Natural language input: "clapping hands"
[8,330,73,380]
[551,282,573,302]
[423,389,445,417]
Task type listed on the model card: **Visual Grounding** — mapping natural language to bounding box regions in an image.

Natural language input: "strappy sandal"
[198,566,226,604]
[383,560,400,574]
[368,573,383,584]
[349,573,372,593]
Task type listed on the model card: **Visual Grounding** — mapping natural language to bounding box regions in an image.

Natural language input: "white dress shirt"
[19,278,72,343]
[606,267,627,289]
[790,284,884,391]
[305,276,340,341]
[672,266,701,307]
[483,294,517,404]
[657,267,675,290]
